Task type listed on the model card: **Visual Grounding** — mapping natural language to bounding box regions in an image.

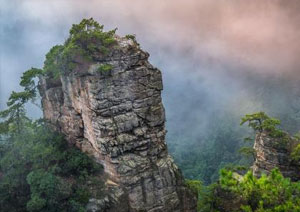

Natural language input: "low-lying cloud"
[1,0,300,143]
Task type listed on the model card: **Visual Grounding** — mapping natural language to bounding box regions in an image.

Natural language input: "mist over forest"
[2,0,300,185]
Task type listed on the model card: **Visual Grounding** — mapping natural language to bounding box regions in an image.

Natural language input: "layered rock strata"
[252,132,300,181]
[39,36,197,211]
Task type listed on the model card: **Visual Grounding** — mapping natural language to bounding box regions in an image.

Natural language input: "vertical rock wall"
[252,132,300,181]
[39,37,197,212]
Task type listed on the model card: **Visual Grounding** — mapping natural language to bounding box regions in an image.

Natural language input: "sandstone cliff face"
[252,132,300,181]
[39,36,197,212]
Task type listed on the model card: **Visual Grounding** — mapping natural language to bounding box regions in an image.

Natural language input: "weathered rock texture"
[39,36,197,211]
[252,132,300,181]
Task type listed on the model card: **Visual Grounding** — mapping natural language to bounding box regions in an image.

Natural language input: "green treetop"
[240,112,285,138]
[43,18,118,79]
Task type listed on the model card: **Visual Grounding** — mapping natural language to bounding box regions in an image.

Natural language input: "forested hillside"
[167,74,300,185]
[186,112,300,211]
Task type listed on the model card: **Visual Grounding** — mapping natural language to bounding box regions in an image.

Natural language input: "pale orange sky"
[13,0,300,75]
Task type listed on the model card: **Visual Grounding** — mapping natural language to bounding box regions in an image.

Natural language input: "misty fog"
[1,0,300,181]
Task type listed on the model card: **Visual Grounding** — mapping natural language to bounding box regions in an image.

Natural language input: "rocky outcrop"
[252,132,300,181]
[39,36,197,211]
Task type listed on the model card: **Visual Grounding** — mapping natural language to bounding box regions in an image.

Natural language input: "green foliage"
[69,18,103,35]
[26,170,70,211]
[291,133,300,161]
[186,179,202,195]
[0,19,114,210]
[197,183,220,212]
[20,68,43,90]
[97,64,113,73]
[241,112,269,132]
[125,34,136,40]
[26,195,46,212]
[0,67,104,211]
[0,118,103,211]
[43,45,64,79]
[293,132,300,140]
[196,168,300,211]
[186,179,215,211]
[291,144,300,162]
[170,112,252,185]
[219,169,239,190]
[125,34,139,45]
[217,168,300,211]
[241,112,285,138]
[238,147,256,160]
[186,179,222,212]
[186,112,300,211]
[43,18,117,78]
[0,67,42,136]
[241,112,290,149]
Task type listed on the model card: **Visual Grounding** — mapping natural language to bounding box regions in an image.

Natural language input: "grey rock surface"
[252,132,300,181]
[39,36,197,212]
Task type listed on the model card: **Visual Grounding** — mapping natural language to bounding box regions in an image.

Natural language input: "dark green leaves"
[69,18,103,36]
[7,91,33,106]
[241,112,287,138]
[240,112,270,132]
[291,144,300,162]
[20,68,43,90]
[0,55,104,210]
[43,45,64,79]
[43,18,117,79]
[0,119,104,211]
[0,67,42,135]
[97,64,113,73]
[238,147,256,160]
[217,168,300,211]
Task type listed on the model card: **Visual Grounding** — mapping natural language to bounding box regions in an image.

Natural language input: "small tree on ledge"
[240,112,285,138]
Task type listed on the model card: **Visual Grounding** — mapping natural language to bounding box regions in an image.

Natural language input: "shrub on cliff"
[241,112,290,148]
[43,18,118,79]
[189,112,300,212]
[193,168,300,212]
[219,168,300,211]
[0,119,103,212]
[97,64,113,73]
[240,112,285,137]
[0,63,104,211]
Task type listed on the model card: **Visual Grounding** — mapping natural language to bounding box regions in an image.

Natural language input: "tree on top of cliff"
[69,18,103,35]
[240,112,285,138]
[43,18,118,79]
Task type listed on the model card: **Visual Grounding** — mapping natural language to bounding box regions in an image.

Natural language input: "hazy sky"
[1,0,300,140]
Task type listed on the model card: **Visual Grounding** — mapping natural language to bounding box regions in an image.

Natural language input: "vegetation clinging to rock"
[240,112,284,137]
[43,18,118,79]
[97,64,113,73]
[0,59,104,212]
[219,168,300,211]
[241,112,291,148]
[190,167,300,211]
